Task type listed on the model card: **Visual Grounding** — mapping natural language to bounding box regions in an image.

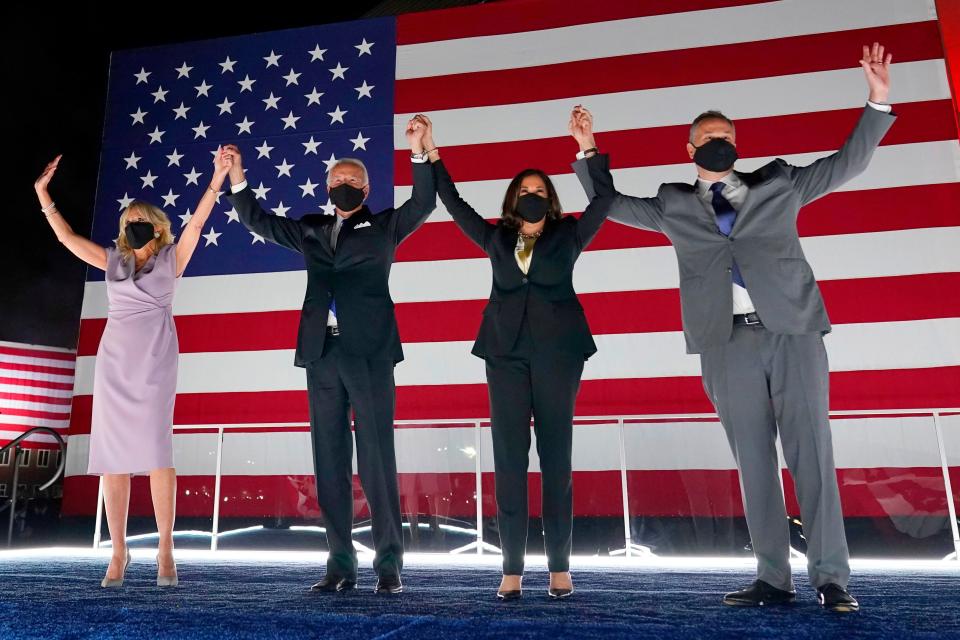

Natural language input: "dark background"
[2,0,477,350]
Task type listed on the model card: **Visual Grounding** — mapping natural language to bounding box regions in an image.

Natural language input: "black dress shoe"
[496,589,522,601]
[374,574,403,594]
[548,587,574,599]
[722,580,796,607]
[310,575,357,593]
[817,583,859,612]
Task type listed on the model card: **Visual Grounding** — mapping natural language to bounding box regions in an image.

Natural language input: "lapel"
[332,207,372,260]
[729,169,769,236]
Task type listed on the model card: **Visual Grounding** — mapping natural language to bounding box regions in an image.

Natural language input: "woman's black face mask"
[516,193,549,223]
[125,221,156,249]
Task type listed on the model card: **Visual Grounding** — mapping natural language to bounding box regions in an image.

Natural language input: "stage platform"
[1,549,957,639]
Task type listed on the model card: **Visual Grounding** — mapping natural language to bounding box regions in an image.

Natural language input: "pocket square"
[353,221,371,229]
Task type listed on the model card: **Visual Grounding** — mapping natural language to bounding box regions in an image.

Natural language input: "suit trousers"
[485,323,585,575]
[305,336,404,579]
[700,324,850,590]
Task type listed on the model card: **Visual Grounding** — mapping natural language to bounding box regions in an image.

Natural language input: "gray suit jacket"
[573,105,896,354]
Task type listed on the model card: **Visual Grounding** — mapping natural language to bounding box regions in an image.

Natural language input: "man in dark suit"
[570,44,897,612]
[221,117,435,594]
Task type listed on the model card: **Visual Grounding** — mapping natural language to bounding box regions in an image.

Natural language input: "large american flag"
[62,0,960,524]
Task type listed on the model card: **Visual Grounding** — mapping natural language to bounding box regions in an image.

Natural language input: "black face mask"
[692,138,738,172]
[329,184,365,212]
[516,193,549,223]
[124,221,156,249]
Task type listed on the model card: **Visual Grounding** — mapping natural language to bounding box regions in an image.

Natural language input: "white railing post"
[92,475,104,549]
[618,418,632,558]
[211,426,225,551]
[932,411,960,560]
[475,420,483,555]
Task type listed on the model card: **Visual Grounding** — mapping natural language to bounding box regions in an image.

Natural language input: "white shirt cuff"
[866,100,892,113]
[575,149,596,160]
[230,180,248,194]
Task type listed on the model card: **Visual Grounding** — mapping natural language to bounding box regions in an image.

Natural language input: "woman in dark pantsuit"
[417,114,609,600]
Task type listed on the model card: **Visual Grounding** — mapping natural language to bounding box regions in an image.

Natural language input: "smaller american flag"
[0,340,75,448]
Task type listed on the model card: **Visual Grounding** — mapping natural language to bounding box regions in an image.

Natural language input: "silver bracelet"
[40,201,57,214]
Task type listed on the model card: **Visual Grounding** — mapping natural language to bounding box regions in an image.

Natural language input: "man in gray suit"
[570,43,896,612]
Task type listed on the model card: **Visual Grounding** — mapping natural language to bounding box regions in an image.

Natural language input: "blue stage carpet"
[1,553,957,639]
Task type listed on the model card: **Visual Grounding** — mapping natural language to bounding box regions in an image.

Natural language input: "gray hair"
[689,110,735,144]
[326,157,369,186]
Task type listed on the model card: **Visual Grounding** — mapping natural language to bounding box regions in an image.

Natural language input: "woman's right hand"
[35,154,62,195]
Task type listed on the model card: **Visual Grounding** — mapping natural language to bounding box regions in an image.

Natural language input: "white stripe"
[0,414,69,429]
[393,59,949,147]
[395,139,960,223]
[396,0,935,78]
[0,340,75,355]
[0,354,75,369]
[63,414,960,477]
[0,399,71,414]
[72,318,960,395]
[0,383,74,399]
[0,430,63,445]
[0,368,76,385]
[79,225,960,317]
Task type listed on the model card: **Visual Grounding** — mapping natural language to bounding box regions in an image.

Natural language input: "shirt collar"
[696,171,742,197]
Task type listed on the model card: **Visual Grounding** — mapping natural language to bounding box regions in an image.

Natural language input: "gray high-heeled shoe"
[156,554,179,587]
[101,550,132,588]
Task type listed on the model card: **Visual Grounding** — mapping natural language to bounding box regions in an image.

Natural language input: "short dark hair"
[689,110,735,143]
[500,169,563,230]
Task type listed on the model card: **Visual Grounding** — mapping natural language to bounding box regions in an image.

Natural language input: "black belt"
[326,325,340,336]
[732,312,763,326]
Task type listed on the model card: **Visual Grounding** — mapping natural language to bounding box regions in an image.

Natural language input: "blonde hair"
[116,200,174,259]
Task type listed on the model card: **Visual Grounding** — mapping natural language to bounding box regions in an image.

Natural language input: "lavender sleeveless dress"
[86,243,179,475]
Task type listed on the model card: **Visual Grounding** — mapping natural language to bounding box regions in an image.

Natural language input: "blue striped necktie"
[710,182,746,288]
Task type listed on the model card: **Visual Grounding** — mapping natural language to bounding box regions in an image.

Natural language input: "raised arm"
[221,144,304,252]
[174,147,231,276]
[34,155,108,271]
[786,43,897,206]
[391,115,438,244]
[567,107,610,248]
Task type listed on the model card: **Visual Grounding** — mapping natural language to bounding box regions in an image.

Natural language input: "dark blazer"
[433,159,608,359]
[573,105,896,354]
[226,162,436,366]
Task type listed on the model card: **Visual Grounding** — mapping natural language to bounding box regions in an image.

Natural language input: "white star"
[194,80,213,97]
[166,149,184,166]
[192,121,210,139]
[202,227,222,246]
[238,75,256,92]
[283,68,301,86]
[129,107,147,125]
[175,62,193,79]
[140,170,157,189]
[304,87,324,106]
[151,86,169,103]
[255,140,274,159]
[250,231,265,244]
[355,38,374,56]
[263,50,282,68]
[281,110,300,130]
[298,178,319,197]
[225,207,240,223]
[302,136,321,155]
[134,67,151,84]
[309,45,327,61]
[161,189,180,208]
[236,116,255,134]
[178,208,193,227]
[350,131,370,150]
[148,126,165,144]
[117,192,135,211]
[320,199,336,216]
[172,102,190,119]
[322,153,338,172]
[252,182,271,200]
[219,56,237,73]
[262,92,281,110]
[329,62,348,80]
[183,167,202,185]
[217,97,235,115]
[327,105,347,124]
[354,80,374,99]
[272,201,291,217]
[275,158,295,177]
[123,152,141,169]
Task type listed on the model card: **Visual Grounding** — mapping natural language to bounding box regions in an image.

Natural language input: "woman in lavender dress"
[33,150,232,587]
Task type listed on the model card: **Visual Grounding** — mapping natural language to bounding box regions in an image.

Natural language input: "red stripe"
[0,376,74,391]
[396,0,772,46]
[65,366,960,436]
[0,362,75,377]
[0,392,72,406]
[0,346,76,362]
[396,22,943,112]
[0,407,70,421]
[60,466,960,518]
[395,100,957,185]
[75,273,960,355]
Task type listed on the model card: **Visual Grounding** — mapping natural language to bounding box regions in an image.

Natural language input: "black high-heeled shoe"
[548,586,574,599]
[497,588,522,601]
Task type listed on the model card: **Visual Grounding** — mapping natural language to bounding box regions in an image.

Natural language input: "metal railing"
[89,408,960,561]
[1,427,67,547]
